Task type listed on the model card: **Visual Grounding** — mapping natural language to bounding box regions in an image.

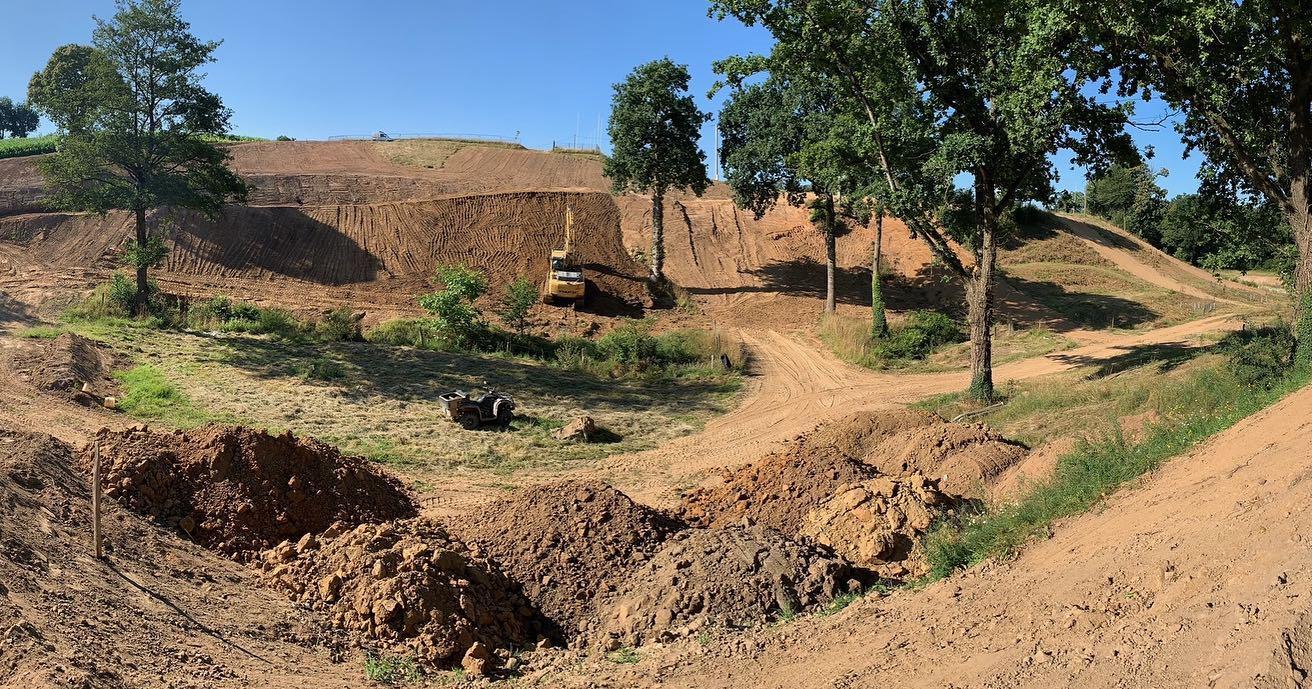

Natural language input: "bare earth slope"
[559,381,1312,688]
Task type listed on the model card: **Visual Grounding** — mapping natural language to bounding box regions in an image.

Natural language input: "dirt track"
[573,375,1312,688]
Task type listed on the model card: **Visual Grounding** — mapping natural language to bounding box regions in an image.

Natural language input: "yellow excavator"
[542,205,587,305]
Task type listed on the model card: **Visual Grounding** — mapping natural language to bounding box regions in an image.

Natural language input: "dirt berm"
[88,425,416,560]
[12,332,121,405]
[450,480,682,639]
[259,518,547,669]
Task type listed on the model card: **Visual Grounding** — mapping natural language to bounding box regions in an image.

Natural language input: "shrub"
[1221,324,1295,389]
[365,318,434,348]
[596,321,660,366]
[874,310,963,360]
[418,265,489,348]
[498,277,538,333]
[315,308,360,342]
[554,334,598,367]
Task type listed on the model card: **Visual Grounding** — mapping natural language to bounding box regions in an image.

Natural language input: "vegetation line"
[926,329,1309,578]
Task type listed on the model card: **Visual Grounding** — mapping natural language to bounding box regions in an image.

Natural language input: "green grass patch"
[362,652,422,684]
[17,325,66,339]
[925,350,1310,577]
[0,134,60,159]
[606,647,640,664]
[113,364,219,427]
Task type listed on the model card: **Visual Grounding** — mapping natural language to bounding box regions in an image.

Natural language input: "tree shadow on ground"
[208,334,738,416]
[0,291,36,332]
[1048,340,1216,379]
[1003,273,1159,330]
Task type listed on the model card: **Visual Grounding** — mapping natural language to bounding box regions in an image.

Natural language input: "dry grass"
[375,139,525,169]
[820,311,1075,373]
[60,325,742,488]
[1003,262,1226,331]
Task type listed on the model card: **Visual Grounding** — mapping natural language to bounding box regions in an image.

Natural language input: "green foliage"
[275,135,294,141]
[296,356,346,381]
[924,360,1310,578]
[1085,164,1166,243]
[418,264,489,348]
[114,364,214,427]
[364,318,434,348]
[497,277,538,333]
[1221,325,1296,389]
[362,652,421,685]
[315,308,361,342]
[1297,290,1312,369]
[606,647,640,665]
[0,133,60,159]
[1049,190,1086,213]
[27,1,247,314]
[0,97,40,139]
[123,233,169,270]
[596,321,662,365]
[875,311,963,361]
[605,58,710,279]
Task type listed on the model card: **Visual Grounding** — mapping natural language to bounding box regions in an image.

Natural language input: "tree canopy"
[604,58,711,281]
[26,0,246,314]
[0,98,39,139]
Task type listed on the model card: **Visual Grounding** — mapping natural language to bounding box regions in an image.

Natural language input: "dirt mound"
[13,332,121,405]
[679,448,878,534]
[855,420,1029,498]
[89,425,416,559]
[594,525,854,648]
[450,480,681,637]
[259,518,544,669]
[798,409,943,459]
[799,474,960,579]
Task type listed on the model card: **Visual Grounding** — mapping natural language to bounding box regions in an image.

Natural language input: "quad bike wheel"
[458,411,481,431]
[496,406,513,426]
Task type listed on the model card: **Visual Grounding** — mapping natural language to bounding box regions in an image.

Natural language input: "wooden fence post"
[92,440,102,559]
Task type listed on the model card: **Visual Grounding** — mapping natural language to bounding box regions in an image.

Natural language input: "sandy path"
[598,313,1243,507]
[583,371,1312,688]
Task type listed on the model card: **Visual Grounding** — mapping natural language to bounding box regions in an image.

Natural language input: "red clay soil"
[449,480,682,639]
[0,428,363,689]
[799,474,959,579]
[259,518,546,670]
[679,444,879,534]
[11,332,121,405]
[593,525,855,649]
[87,425,416,560]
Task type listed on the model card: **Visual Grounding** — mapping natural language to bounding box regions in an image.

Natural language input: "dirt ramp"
[856,419,1029,498]
[799,474,960,579]
[89,425,416,559]
[451,480,681,636]
[260,518,544,669]
[680,446,878,534]
[594,525,854,648]
[13,332,121,405]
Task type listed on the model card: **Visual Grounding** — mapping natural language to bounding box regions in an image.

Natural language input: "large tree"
[1093,0,1312,363]
[604,58,711,282]
[716,67,870,314]
[0,98,40,139]
[713,0,1134,400]
[27,0,246,316]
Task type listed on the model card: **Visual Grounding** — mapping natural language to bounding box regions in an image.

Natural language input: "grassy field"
[34,320,742,492]
[0,134,59,160]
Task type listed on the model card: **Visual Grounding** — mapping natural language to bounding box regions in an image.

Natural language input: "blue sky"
[1,0,1200,196]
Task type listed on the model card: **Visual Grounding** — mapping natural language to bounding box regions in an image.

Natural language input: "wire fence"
[551,134,604,153]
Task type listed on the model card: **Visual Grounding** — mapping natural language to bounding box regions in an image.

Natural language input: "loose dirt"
[678,409,1019,532]
[594,525,855,649]
[12,332,121,405]
[88,425,416,560]
[799,474,958,579]
[449,480,682,638]
[259,518,545,669]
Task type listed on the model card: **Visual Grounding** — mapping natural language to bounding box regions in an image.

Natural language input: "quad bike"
[439,385,516,430]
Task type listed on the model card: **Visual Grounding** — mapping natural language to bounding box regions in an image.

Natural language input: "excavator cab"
[543,207,587,305]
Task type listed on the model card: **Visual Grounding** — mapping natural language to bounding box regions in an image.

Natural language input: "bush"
[365,318,434,348]
[418,265,489,348]
[874,310,963,360]
[498,277,538,333]
[596,321,660,366]
[554,334,598,366]
[1221,325,1295,389]
[315,308,361,342]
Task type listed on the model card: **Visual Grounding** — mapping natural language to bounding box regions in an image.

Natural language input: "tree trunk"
[133,207,149,317]
[871,209,888,338]
[1292,175,1312,366]
[651,190,665,282]
[968,178,999,402]
[824,194,837,314]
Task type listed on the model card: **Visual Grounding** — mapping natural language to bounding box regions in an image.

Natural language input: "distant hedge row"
[0,133,266,161]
